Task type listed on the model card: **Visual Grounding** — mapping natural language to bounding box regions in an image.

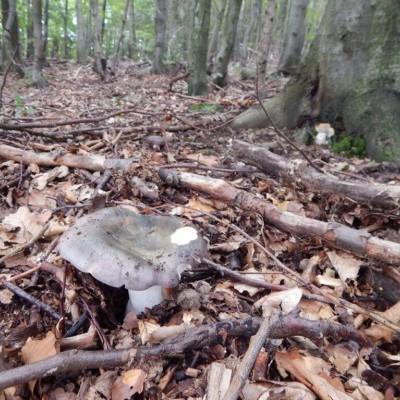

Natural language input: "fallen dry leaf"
[21,331,59,364]
[111,369,147,400]
[276,350,354,400]
[255,287,302,317]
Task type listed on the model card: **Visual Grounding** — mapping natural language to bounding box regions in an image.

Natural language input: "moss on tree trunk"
[232,0,400,161]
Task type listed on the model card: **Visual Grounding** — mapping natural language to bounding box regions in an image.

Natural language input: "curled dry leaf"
[255,287,302,317]
[21,331,59,364]
[0,206,52,253]
[242,381,316,400]
[111,369,147,400]
[138,320,161,345]
[0,288,13,305]
[233,267,266,296]
[276,350,354,400]
[327,251,363,283]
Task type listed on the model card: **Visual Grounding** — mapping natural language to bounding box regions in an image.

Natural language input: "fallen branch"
[233,140,400,209]
[1,280,69,324]
[159,169,400,265]
[0,315,370,390]
[159,169,400,332]
[202,258,328,304]
[0,144,133,171]
[223,314,279,400]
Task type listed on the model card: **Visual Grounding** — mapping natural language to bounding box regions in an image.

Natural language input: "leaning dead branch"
[233,139,400,209]
[0,314,371,390]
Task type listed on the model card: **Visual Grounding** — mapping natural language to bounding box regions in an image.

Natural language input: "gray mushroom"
[58,207,208,313]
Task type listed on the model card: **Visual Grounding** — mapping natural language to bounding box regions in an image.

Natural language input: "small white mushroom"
[58,207,208,314]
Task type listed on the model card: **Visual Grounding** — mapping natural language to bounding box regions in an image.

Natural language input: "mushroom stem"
[126,286,166,314]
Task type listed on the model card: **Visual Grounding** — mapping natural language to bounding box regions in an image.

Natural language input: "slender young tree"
[43,0,49,57]
[90,0,106,79]
[278,0,308,74]
[76,0,87,63]
[212,0,242,87]
[1,0,24,76]
[153,0,168,73]
[111,0,132,71]
[26,0,34,59]
[273,0,290,54]
[63,0,69,58]
[32,0,46,86]
[206,0,228,73]
[257,0,277,97]
[239,0,260,79]
[128,0,136,59]
[187,0,212,95]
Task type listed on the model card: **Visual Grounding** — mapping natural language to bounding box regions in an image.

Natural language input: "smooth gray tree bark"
[239,0,260,79]
[153,0,168,73]
[256,0,277,96]
[63,0,69,59]
[111,0,131,71]
[1,0,24,76]
[212,0,243,87]
[278,0,308,75]
[231,0,400,161]
[43,0,49,57]
[32,0,46,86]
[76,0,87,63]
[187,0,211,95]
[90,0,105,80]
[206,0,228,72]
[128,0,137,59]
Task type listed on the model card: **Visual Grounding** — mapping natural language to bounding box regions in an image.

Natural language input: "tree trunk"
[101,0,107,43]
[239,0,259,79]
[63,0,69,59]
[187,0,211,95]
[206,0,228,73]
[278,0,308,75]
[212,0,242,87]
[273,0,290,56]
[32,0,46,87]
[153,0,168,73]
[43,0,49,57]
[76,0,87,63]
[111,0,131,71]
[256,0,277,97]
[128,0,136,59]
[231,0,400,162]
[1,0,24,76]
[26,0,34,59]
[90,0,105,80]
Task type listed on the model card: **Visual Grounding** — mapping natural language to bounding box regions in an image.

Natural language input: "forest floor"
[0,61,400,400]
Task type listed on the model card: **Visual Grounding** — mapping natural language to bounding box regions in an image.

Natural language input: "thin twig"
[255,95,325,174]
[202,258,329,304]
[223,314,279,400]
[1,279,68,324]
[0,44,20,109]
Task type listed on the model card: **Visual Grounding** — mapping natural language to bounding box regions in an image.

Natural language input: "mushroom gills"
[126,285,171,314]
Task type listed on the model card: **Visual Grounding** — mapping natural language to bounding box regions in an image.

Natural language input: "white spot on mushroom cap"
[170,226,198,245]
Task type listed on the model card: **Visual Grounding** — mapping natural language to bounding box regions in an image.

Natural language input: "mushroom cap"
[58,207,208,290]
